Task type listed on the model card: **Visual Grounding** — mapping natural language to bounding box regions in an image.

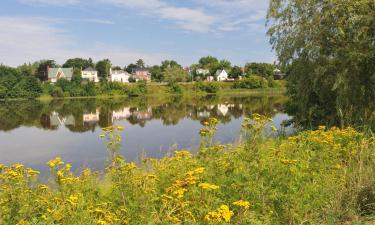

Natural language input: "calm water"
[0,95,290,173]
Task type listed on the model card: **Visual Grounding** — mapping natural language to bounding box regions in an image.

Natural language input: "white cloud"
[98,0,216,32]
[0,17,165,66]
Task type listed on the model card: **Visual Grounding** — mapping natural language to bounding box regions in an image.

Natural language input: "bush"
[0,85,7,99]
[195,81,220,94]
[233,75,269,89]
[51,86,64,98]
[0,117,374,224]
[168,83,183,94]
[127,86,142,97]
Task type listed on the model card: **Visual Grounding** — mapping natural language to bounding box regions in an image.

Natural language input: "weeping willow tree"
[267,0,375,128]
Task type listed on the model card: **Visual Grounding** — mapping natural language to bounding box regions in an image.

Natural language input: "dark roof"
[83,67,97,72]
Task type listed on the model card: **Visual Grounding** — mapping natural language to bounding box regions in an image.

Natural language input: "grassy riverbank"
[1,115,374,224]
[34,82,286,101]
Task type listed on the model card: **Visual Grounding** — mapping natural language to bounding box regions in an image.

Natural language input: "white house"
[48,67,73,83]
[216,69,229,81]
[110,68,131,83]
[81,67,99,83]
[196,68,210,76]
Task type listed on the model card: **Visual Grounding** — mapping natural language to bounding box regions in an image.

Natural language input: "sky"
[0,0,276,67]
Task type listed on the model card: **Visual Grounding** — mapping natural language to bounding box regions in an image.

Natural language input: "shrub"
[168,83,183,94]
[233,75,269,89]
[51,87,64,98]
[0,85,7,99]
[195,81,220,94]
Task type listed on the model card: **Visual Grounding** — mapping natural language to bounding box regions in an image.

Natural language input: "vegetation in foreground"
[1,115,375,224]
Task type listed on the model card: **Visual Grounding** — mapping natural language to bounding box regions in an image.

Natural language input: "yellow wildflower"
[198,183,220,190]
[233,200,250,209]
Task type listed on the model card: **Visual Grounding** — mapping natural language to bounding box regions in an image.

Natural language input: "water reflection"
[0,95,289,173]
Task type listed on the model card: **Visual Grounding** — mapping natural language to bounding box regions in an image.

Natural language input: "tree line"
[0,56,279,99]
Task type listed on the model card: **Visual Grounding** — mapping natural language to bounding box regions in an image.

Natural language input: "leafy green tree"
[112,66,122,70]
[63,58,95,78]
[17,63,37,77]
[63,58,94,69]
[136,59,145,68]
[0,85,7,99]
[229,66,243,79]
[150,65,163,81]
[125,63,137,74]
[36,60,56,81]
[163,66,188,84]
[267,0,375,127]
[244,63,275,78]
[198,56,218,66]
[96,59,112,81]
[161,60,182,70]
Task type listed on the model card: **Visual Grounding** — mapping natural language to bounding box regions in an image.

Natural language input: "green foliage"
[150,65,163,81]
[267,0,375,127]
[0,85,7,99]
[195,81,220,94]
[36,60,56,81]
[95,59,111,80]
[63,58,94,70]
[168,83,183,94]
[0,117,374,224]
[233,75,269,89]
[125,63,137,74]
[163,66,188,83]
[51,86,64,98]
[228,66,243,79]
[136,59,145,68]
[244,62,275,78]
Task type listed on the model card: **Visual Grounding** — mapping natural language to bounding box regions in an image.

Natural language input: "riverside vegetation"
[1,114,374,224]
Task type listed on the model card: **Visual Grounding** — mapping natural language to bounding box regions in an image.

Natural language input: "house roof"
[83,67,97,72]
[133,68,150,72]
[112,70,131,75]
[48,68,73,79]
[216,69,227,76]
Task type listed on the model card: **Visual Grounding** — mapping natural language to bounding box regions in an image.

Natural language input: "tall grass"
[0,115,374,224]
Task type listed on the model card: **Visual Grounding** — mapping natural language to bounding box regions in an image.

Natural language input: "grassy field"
[0,114,374,224]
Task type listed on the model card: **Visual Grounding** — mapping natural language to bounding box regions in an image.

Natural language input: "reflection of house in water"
[133,108,152,120]
[83,110,100,124]
[217,104,229,116]
[198,111,210,117]
[112,107,132,121]
[50,112,75,127]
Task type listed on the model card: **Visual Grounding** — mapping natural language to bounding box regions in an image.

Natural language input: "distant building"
[83,110,100,123]
[132,68,151,82]
[82,67,99,83]
[110,68,131,83]
[112,107,132,121]
[273,69,286,80]
[48,67,73,83]
[207,76,215,81]
[216,69,229,81]
[196,68,210,76]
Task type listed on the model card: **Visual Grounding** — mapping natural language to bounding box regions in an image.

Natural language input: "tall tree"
[36,60,56,81]
[267,0,375,127]
[229,66,243,79]
[96,59,112,81]
[244,63,275,77]
[126,63,137,74]
[136,59,145,68]
[161,60,182,70]
[198,56,219,67]
[163,66,188,84]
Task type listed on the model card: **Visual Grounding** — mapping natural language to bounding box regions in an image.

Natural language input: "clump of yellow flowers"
[0,116,374,224]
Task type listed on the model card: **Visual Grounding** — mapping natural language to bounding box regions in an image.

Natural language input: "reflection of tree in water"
[0,95,288,132]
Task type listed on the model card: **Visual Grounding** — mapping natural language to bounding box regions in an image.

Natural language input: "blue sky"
[0,0,275,67]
